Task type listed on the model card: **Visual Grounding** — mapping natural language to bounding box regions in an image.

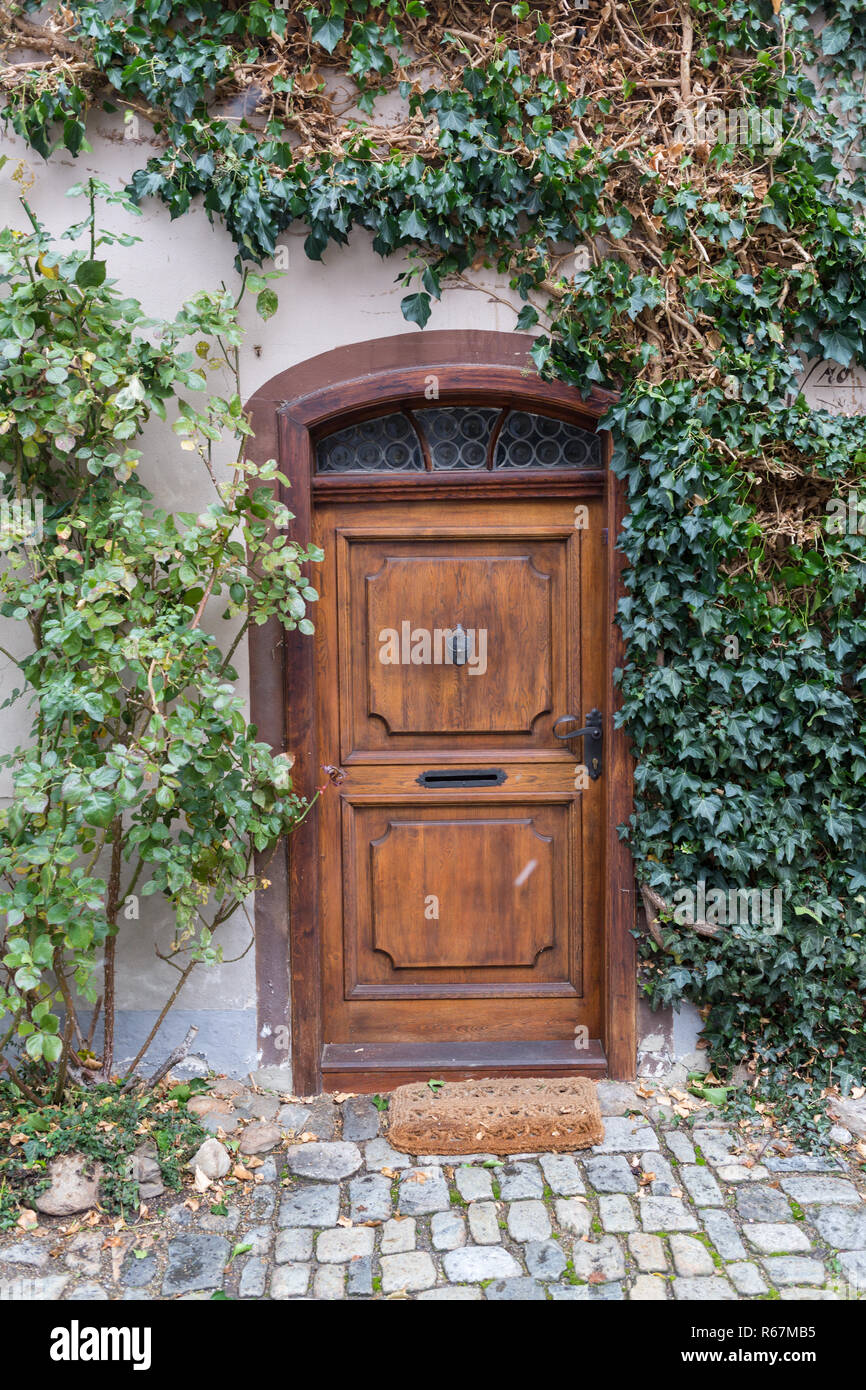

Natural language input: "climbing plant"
[0,180,320,1101]
[1,1,865,1123]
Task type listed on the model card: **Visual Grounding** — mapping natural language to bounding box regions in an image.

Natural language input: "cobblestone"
[380,1252,437,1293]
[680,1165,724,1207]
[673,1276,736,1301]
[639,1196,699,1232]
[455,1166,494,1202]
[443,1246,522,1282]
[629,1232,667,1272]
[398,1167,451,1215]
[525,1240,567,1281]
[3,1076,863,1303]
[778,1176,861,1206]
[599,1194,637,1233]
[669,1234,715,1277]
[736,1186,793,1223]
[630,1273,668,1300]
[380,1217,416,1254]
[728,1262,768,1296]
[571,1235,626,1283]
[316,1226,375,1264]
[538,1154,585,1195]
[507,1199,551,1242]
[467,1202,502,1245]
[761,1256,825,1286]
[554,1198,591,1237]
[486,1276,546,1300]
[585,1155,637,1193]
[744,1222,813,1255]
[701,1210,747,1261]
[498,1161,544,1199]
[431,1211,466,1250]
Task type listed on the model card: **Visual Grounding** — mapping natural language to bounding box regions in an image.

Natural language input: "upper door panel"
[336,528,576,758]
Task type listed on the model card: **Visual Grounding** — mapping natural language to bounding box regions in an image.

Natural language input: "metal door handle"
[445,623,468,666]
[553,709,603,779]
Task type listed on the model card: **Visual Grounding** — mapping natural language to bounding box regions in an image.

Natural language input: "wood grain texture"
[604,429,638,1079]
[321,1039,606,1092]
[244,332,634,1092]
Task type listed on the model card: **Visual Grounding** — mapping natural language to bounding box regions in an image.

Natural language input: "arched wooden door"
[247,332,635,1094]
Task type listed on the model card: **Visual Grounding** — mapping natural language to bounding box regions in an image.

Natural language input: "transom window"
[315,406,600,473]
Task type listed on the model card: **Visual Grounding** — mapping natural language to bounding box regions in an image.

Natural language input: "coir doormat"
[386,1076,604,1156]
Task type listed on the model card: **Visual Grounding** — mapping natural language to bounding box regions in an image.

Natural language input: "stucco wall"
[1,117,859,1081]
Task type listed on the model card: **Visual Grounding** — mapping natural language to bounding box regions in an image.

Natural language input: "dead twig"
[640,881,720,943]
[122,1024,199,1094]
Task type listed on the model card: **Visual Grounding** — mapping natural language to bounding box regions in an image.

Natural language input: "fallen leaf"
[232,1164,255,1181]
[193,1166,211,1193]
[380,1167,399,1179]
[332,1092,356,1103]
[337,1216,353,1228]
[16,1209,38,1231]
[297,1131,317,1143]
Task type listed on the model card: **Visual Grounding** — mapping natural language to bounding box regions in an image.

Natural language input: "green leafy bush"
[0,1076,207,1227]
[0,181,321,1095]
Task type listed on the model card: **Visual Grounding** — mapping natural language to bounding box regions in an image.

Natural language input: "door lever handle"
[553,709,603,780]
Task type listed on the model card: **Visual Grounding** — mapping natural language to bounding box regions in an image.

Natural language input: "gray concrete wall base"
[78,1009,261,1081]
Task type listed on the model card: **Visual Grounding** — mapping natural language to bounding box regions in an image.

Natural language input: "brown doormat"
[386,1076,604,1156]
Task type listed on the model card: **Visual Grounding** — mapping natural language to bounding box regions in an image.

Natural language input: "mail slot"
[416,768,507,788]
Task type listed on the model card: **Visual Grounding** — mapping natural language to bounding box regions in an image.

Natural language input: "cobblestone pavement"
[2,1075,865,1302]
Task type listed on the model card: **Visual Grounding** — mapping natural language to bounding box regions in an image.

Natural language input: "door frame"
[246,330,635,1093]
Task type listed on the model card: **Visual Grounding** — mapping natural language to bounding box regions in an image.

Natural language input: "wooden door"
[313,460,608,1089]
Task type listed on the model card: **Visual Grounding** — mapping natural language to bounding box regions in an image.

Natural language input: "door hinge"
[602,528,608,545]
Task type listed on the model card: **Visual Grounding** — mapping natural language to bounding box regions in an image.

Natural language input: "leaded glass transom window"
[492,411,600,469]
[314,407,600,473]
[414,407,501,469]
[316,413,424,472]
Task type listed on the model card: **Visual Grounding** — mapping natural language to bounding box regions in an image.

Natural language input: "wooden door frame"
[246,330,636,1093]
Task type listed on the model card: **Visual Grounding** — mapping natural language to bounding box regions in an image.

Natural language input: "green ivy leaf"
[400,292,432,328]
[306,7,344,53]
